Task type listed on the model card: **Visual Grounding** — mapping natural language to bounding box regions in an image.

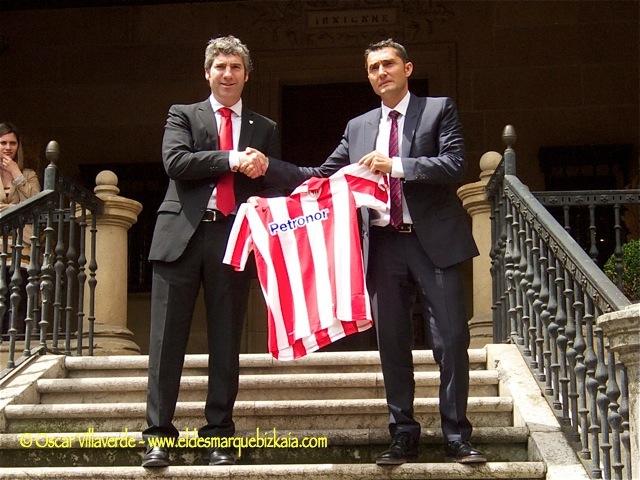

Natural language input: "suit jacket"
[149,99,290,263]
[300,94,478,269]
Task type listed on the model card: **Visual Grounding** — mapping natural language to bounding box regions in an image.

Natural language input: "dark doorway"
[78,162,166,293]
[281,79,429,167]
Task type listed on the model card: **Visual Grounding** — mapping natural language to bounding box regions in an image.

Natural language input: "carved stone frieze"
[237,0,455,49]
[402,0,455,37]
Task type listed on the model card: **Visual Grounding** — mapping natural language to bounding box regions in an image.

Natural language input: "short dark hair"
[204,35,253,73]
[364,39,410,66]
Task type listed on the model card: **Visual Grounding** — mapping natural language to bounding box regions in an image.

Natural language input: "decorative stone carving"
[238,0,455,48]
[458,151,502,347]
[597,303,640,480]
[83,171,143,355]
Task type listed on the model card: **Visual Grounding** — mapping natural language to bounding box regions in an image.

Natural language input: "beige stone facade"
[0,0,637,354]
[597,303,640,480]
[458,151,502,347]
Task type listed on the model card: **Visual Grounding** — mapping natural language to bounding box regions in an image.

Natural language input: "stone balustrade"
[83,171,142,355]
[458,151,502,347]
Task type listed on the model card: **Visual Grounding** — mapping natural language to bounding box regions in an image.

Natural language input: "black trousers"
[144,220,250,440]
[368,228,472,443]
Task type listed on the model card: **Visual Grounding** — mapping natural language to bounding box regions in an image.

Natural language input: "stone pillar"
[84,171,143,355]
[597,303,640,479]
[457,151,502,347]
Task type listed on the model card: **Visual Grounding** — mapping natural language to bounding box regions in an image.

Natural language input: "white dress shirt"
[207,95,242,211]
[372,90,413,225]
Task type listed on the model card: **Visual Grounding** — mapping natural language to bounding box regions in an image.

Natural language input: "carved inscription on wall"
[307,9,397,28]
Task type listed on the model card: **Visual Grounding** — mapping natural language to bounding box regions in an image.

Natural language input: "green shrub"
[604,239,640,301]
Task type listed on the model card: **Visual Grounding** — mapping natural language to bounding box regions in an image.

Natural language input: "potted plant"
[604,239,640,301]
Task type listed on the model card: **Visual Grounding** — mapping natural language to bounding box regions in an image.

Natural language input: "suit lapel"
[364,108,382,157]
[238,109,254,150]
[402,94,424,157]
[197,100,219,148]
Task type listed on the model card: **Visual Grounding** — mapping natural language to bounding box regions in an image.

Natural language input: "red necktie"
[388,110,403,228]
[216,107,235,216]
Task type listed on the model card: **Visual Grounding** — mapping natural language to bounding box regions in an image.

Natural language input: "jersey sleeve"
[337,164,389,212]
[223,202,254,271]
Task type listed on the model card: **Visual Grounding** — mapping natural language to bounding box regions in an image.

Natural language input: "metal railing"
[487,126,635,480]
[0,141,103,377]
[534,190,640,289]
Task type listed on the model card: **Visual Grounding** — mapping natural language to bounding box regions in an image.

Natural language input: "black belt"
[372,223,414,234]
[201,209,228,223]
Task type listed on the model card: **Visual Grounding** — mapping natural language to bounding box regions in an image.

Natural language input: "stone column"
[597,303,640,479]
[457,151,502,347]
[84,171,143,355]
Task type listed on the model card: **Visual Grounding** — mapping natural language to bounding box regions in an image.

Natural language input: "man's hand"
[358,151,393,174]
[238,147,269,179]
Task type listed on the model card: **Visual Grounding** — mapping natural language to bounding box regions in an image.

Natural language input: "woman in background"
[0,122,40,209]
[0,122,41,336]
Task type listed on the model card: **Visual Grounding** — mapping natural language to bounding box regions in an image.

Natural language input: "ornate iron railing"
[0,141,103,377]
[534,190,640,290]
[487,126,634,480]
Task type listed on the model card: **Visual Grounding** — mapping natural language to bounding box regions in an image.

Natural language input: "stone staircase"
[0,345,589,479]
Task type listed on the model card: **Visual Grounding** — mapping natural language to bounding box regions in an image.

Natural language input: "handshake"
[237,147,268,179]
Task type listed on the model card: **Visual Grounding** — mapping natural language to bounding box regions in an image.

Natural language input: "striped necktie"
[388,110,403,227]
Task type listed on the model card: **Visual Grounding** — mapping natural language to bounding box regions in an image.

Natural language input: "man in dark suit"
[142,35,292,468]
[298,39,486,465]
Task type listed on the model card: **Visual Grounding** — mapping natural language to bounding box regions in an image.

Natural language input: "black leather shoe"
[375,433,419,466]
[208,447,237,465]
[141,446,170,468]
[445,441,487,464]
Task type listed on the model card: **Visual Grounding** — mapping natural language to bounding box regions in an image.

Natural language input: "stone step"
[0,427,530,467]
[36,370,499,404]
[63,350,488,378]
[4,397,513,433]
[0,463,547,479]
[0,426,529,448]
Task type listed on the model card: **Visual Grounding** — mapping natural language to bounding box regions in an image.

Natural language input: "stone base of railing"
[0,324,141,366]
[86,323,141,356]
[468,312,493,348]
[597,303,640,480]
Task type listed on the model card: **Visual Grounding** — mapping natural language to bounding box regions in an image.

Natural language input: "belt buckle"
[397,224,412,233]
[202,209,222,223]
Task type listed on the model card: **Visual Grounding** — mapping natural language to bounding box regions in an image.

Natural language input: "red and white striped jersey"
[223,164,389,360]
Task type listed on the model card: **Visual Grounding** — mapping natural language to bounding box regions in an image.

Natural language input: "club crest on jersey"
[268,209,330,236]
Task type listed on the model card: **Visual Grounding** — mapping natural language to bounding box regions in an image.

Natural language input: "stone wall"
[1,1,636,185]
[1,0,637,353]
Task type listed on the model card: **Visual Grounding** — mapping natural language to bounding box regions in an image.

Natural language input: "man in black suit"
[297,39,486,465]
[142,35,292,468]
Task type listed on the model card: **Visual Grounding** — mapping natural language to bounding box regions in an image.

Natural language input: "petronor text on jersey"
[268,208,330,236]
